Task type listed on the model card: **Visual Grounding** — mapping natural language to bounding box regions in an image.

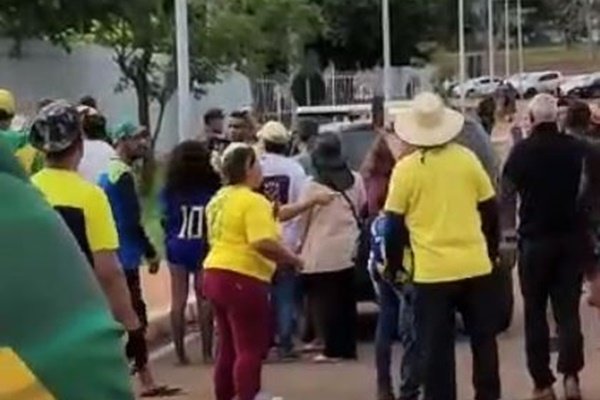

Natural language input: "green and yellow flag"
[0,143,133,399]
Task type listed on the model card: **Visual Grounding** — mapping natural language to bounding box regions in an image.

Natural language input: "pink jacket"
[297,173,367,274]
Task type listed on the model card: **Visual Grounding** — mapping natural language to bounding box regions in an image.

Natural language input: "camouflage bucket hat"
[29,100,81,154]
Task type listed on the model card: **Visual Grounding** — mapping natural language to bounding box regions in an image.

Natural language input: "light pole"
[504,0,511,77]
[175,0,191,142]
[488,0,495,78]
[459,0,467,109]
[516,0,524,92]
[382,0,392,101]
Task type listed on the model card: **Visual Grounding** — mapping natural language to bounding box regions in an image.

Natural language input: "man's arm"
[383,211,410,282]
[478,198,500,262]
[93,250,141,331]
[115,172,157,260]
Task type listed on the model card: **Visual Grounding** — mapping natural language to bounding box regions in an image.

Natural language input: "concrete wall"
[0,39,252,154]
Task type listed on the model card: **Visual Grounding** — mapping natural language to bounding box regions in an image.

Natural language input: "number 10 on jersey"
[178,206,204,239]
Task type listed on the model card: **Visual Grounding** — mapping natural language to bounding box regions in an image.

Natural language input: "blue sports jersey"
[161,188,215,271]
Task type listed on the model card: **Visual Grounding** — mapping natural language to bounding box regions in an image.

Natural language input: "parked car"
[563,73,600,99]
[451,76,503,98]
[507,71,563,98]
[313,120,516,333]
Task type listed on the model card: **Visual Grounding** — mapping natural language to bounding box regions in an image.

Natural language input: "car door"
[538,72,559,93]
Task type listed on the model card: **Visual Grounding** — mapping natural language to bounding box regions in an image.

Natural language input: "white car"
[451,76,503,98]
[560,73,600,97]
[507,71,563,98]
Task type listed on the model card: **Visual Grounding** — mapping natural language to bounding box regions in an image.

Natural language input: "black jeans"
[415,274,500,400]
[304,267,357,359]
[519,235,584,389]
[124,269,149,366]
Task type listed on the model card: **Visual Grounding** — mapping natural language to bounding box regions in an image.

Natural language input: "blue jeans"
[272,267,297,353]
[374,278,420,399]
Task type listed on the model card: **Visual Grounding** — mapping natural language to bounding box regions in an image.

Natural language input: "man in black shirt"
[502,94,587,400]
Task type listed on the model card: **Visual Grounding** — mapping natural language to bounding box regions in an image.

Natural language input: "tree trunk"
[133,72,155,197]
[152,99,168,151]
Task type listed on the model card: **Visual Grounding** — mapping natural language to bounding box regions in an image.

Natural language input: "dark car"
[568,77,600,99]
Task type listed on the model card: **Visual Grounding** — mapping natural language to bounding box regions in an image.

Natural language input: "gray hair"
[529,93,558,124]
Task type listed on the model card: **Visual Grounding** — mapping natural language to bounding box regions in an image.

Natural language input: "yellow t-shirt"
[204,185,279,282]
[32,168,119,263]
[384,143,495,283]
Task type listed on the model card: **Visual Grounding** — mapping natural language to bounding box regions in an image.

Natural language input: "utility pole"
[516,0,524,92]
[175,0,190,142]
[459,0,467,110]
[382,0,392,101]
[488,0,495,78]
[504,0,511,77]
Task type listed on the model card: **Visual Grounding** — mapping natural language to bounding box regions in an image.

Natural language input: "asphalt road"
[143,284,600,400]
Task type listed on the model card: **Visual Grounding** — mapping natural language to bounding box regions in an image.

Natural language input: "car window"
[539,73,558,82]
[479,78,491,84]
[330,128,377,171]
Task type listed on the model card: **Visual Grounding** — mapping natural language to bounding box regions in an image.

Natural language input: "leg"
[414,282,457,400]
[203,270,236,400]
[375,280,401,396]
[551,237,584,378]
[334,268,357,359]
[125,269,148,328]
[195,270,214,363]
[519,238,556,389]
[272,267,298,356]
[228,277,271,400]
[397,285,421,400]
[459,275,501,400]
[314,271,344,359]
[169,265,190,364]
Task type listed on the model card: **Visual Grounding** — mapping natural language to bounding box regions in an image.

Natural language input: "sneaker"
[564,376,582,400]
[530,387,557,400]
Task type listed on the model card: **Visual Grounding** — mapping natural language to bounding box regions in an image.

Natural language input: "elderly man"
[502,94,588,400]
[384,92,501,400]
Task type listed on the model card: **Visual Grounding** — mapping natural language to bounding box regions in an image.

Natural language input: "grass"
[141,166,166,258]
[435,45,600,77]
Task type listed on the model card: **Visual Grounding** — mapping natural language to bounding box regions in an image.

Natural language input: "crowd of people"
[4,83,600,400]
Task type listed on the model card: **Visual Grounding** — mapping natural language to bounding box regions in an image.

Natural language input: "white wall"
[0,39,252,154]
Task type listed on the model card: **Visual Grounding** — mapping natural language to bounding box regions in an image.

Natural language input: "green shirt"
[0,141,133,399]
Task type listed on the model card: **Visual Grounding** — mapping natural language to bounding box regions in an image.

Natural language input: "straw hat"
[394,92,464,147]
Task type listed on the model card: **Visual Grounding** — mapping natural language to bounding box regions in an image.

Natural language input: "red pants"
[203,269,271,400]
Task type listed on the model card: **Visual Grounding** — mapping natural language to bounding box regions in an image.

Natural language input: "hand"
[148,259,161,275]
[292,256,304,272]
[310,191,337,207]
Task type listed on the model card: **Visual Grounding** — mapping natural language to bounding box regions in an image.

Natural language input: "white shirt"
[78,139,116,184]
[259,152,308,250]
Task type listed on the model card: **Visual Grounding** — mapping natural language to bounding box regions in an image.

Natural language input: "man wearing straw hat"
[383,92,501,400]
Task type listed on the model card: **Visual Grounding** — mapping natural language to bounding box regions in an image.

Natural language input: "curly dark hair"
[164,140,221,195]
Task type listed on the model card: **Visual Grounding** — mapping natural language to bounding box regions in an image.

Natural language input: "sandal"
[141,386,183,398]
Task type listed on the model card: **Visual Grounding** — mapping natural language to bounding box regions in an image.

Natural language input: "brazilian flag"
[0,143,133,399]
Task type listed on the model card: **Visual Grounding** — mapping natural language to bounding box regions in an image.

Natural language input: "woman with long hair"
[203,143,303,400]
[161,140,221,365]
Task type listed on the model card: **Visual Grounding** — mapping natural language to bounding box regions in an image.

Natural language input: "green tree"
[308,0,442,70]
[89,0,321,146]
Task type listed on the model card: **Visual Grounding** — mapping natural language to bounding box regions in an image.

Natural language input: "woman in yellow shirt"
[203,143,303,400]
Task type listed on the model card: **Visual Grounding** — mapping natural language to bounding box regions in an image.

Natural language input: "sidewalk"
[140,265,196,347]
